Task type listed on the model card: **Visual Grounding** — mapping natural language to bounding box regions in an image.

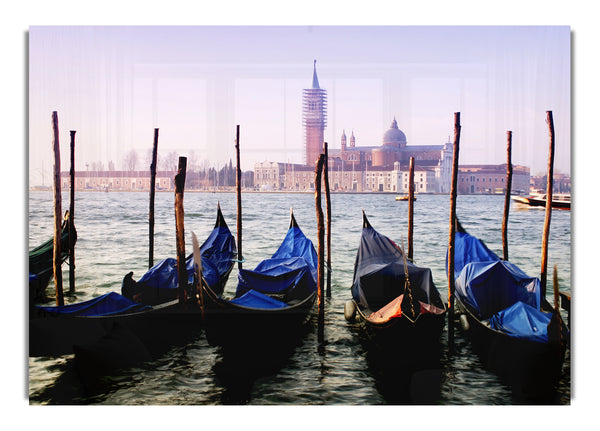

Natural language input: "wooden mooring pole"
[149,128,159,269]
[502,131,513,261]
[315,153,326,324]
[540,111,555,298]
[323,142,332,298]
[68,130,76,293]
[236,125,243,270]
[552,264,560,312]
[407,156,415,261]
[447,112,461,349]
[175,156,188,304]
[52,111,64,306]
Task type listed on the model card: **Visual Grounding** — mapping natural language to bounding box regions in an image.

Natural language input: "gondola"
[344,212,447,349]
[450,220,569,402]
[198,210,318,349]
[344,212,447,404]
[121,204,237,305]
[29,211,77,302]
[29,206,236,358]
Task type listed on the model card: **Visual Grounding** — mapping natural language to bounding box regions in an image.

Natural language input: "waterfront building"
[363,162,438,193]
[253,62,455,193]
[328,119,453,193]
[254,160,367,192]
[303,60,327,166]
[253,158,441,193]
[254,161,288,191]
[458,164,530,194]
[531,172,571,194]
[61,171,173,191]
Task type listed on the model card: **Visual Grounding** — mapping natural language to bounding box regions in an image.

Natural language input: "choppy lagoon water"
[28,191,571,405]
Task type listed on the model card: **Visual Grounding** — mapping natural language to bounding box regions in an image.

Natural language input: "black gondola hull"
[456,298,567,403]
[354,302,446,352]
[29,217,77,302]
[199,285,317,350]
[29,300,203,358]
[353,302,446,404]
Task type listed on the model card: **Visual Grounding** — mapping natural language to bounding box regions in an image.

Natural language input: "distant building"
[254,161,293,191]
[458,164,530,194]
[254,161,364,192]
[254,159,442,193]
[61,171,173,191]
[327,118,453,193]
[531,172,571,194]
[303,60,327,166]
[253,61,532,194]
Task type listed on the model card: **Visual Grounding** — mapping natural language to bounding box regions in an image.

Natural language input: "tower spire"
[312,59,320,89]
[303,60,327,165]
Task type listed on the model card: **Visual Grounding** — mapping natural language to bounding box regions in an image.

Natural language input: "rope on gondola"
[400,236,417,321]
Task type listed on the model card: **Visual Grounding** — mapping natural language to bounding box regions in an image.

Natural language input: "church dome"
[383,117,407,147]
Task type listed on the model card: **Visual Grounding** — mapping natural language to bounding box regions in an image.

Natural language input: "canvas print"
[28,26,571,405]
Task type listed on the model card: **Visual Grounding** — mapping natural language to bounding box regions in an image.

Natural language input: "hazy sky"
[28,25,570,185]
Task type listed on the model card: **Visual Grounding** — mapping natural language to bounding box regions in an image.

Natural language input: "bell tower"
[302,60,327,166]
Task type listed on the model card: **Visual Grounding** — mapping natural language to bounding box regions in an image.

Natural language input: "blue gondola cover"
[489,301,552,343]
[36,292,151,316]
[452,230,500,279]
[455,260,541,320]
[452,225,558,343]
[235,226,318,305]
[230,289,289,309]
[137,223,236,291]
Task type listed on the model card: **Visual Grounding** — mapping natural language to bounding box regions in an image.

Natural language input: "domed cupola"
[383,117,407,148]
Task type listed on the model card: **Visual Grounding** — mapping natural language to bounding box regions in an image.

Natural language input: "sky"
[28,25,571,185]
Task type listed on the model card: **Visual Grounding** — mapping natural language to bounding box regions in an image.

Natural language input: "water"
[28,191,571,405]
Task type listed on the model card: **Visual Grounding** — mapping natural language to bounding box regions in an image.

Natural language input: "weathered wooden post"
[68,130,76,293]
[235,125,243,270]
[408,156,415,261]
[174,156,188,304]
[560,291,571,328]
[502,131,513,261]
[323,142,332,298]
[52,111,64,306]
[315,153,326,324]
[552,265,560,311]
[447,112,461,349]
[149,128,159,268]
[540,111,555,297]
